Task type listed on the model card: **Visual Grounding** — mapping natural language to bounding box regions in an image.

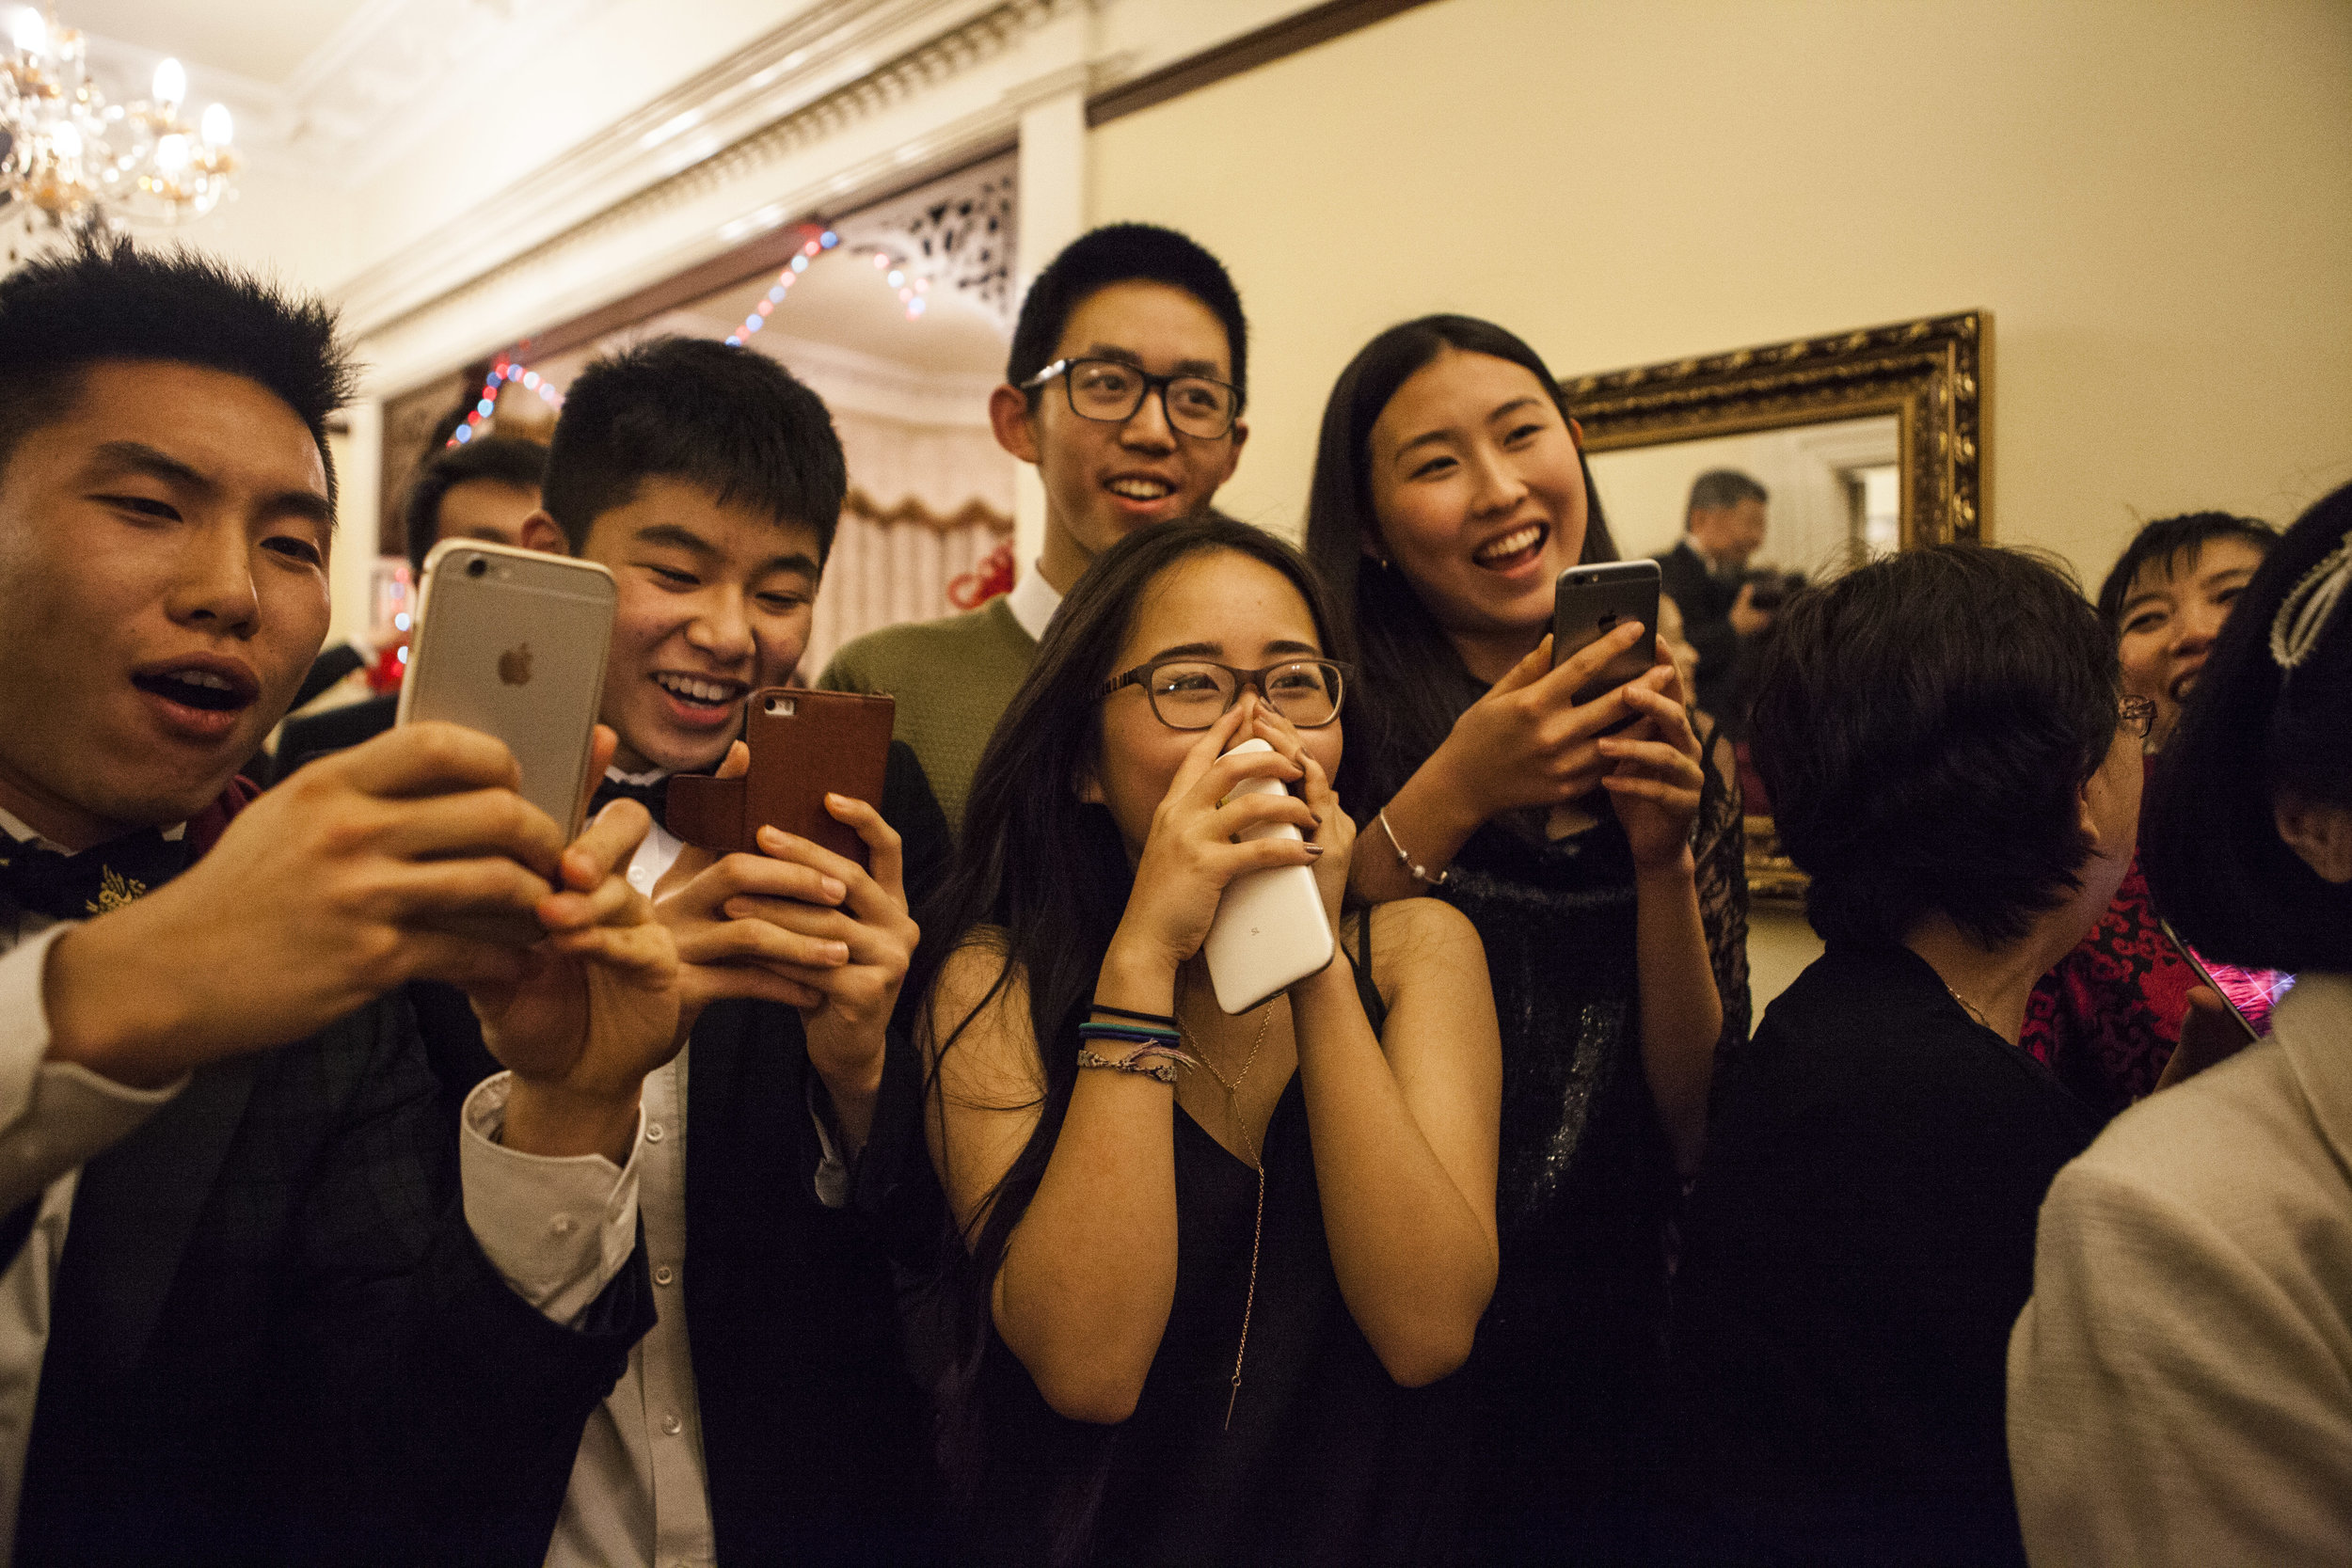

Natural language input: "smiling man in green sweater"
[817,224,1251,833]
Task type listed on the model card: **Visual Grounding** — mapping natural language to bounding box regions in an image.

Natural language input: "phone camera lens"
[465,557,488,578]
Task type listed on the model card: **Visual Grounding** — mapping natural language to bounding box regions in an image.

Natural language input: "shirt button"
[662,1414,683,1436]
[655,1265,675,1286]
[644,1122,665,1143]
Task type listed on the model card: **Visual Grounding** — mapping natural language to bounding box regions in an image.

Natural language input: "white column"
[326,398,385,648]
[1011,74,1089,582]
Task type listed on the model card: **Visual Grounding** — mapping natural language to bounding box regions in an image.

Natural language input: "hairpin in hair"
[2271,528,2352,673]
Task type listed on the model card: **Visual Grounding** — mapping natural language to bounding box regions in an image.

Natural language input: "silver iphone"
[398,538,616,837]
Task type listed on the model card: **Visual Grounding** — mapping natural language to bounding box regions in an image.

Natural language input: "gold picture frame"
[1561,310,1992,903]
[1563,309,1990,548]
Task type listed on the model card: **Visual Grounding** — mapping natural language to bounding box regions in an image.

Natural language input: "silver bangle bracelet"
[1377,806,1448,888]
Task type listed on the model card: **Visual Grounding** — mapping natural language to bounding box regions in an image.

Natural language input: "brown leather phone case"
[665,689,896,868]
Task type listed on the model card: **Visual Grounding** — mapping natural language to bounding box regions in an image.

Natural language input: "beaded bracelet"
[1377,806,1449,888]
[1076,1047,1197,1085]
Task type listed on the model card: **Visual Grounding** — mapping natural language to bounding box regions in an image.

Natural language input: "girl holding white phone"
[911,516,1501,1567]
[1303,316,1746,1560]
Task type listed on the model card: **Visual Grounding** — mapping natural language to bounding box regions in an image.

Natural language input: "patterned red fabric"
[2022,850,2286,1122]
[2021,855,2199,1120]
[186,775,260,861]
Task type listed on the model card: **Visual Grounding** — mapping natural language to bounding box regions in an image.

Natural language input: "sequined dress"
[1444,720,1750,1560]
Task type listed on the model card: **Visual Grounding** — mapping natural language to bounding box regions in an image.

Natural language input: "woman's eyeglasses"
[1102,658,1349,730]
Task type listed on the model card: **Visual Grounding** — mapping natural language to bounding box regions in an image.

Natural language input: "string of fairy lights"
[450,224,932,446]
[448,357,563,447]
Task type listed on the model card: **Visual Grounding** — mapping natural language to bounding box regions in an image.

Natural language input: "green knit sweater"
[815,595,1038,837]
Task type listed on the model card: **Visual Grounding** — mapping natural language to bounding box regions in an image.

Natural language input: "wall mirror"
[1562,310,1990,901]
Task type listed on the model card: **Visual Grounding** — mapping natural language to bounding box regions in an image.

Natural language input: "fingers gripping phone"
[398,539,616,835]
[1202,738,1335,1015]
[1552,560,1661,705]
[665,689,895,869]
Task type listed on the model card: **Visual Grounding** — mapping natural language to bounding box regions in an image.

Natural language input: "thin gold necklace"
[1179,997,1275,1431]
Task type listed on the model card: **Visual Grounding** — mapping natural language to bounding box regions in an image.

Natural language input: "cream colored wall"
[1089,0,2352,580]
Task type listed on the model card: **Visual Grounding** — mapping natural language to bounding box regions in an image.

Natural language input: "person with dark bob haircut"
[911,515,1500,1566]
[2011,481,2352,1563]
[1302,314,1744,1561]
[0,237,683,1560]
[819,223,1251,832]
[1661,545,2142,1567]
[2096,509,2280,750]
[2019,509,2289,1119]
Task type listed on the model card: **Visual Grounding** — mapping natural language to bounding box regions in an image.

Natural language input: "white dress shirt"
[469,779,852,1568]
[1005,560,1061,644]
[0,807,640,1567]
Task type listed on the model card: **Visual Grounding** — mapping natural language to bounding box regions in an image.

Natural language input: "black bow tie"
[0,828,189,924]
[589,771,672,824]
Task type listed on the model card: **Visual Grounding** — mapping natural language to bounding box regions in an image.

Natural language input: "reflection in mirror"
[1586,414,1901,580]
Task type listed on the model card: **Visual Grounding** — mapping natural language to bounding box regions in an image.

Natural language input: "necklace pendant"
[1224,1375,1241,1431]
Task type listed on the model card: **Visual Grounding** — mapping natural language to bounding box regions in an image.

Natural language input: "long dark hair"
[2145,480,2352,973]
[907,515,1346,1556]
[1300,315,1617,816]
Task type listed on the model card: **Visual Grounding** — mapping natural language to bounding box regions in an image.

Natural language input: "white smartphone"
[1201,738,1336,1015]
[397,538,616,836]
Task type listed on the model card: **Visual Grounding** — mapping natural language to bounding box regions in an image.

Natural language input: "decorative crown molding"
[339,0,1061,340]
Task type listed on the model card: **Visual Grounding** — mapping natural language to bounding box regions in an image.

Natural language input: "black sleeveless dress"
[1443,721,1751,1562]
[963,916,1470,1566]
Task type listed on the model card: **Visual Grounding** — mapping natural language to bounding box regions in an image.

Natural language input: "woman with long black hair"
[1302,317,1748,1559]
[909,515,1510,1566]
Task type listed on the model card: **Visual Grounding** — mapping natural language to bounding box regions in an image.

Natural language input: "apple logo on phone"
[498,642,533,687]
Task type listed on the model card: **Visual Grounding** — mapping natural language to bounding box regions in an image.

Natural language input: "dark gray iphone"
[1552,560,1661,705]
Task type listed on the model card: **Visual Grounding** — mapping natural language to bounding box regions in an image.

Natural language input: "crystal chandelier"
[2,6,238,255]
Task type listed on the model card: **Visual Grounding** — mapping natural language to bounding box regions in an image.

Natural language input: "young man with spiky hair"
[818,222,1250,832]
[0,237,686,1565]
[505,336,949,1566]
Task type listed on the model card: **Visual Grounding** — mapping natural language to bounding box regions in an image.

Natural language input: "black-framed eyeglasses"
[1103,657,1349,730]
[2119,693,2158,748]
[1024,357,1241,440]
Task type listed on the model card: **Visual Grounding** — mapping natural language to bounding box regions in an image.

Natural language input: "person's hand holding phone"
[1246,703,1355,932]
[654,740,920,1155]
[469,723,681,1164]
[1595,641,1708,872]
[1107,696,1323,982]
[44,721,575,1090]
[1427,622,1674,822]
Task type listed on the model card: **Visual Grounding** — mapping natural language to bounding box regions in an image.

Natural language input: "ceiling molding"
[74,0,627,181]
[349,0,1087,392]
[337,0,1025,337]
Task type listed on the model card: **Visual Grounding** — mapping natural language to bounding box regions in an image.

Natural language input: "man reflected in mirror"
[1657,467,1772,735]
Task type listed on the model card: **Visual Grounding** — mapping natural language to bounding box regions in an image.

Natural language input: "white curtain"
[803,409,1015,678]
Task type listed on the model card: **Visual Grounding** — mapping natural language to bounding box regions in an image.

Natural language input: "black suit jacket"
[270,692,399,784]
[13,990,654,1568]
[421,739,955,1566]
[1655,540,1746,734]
